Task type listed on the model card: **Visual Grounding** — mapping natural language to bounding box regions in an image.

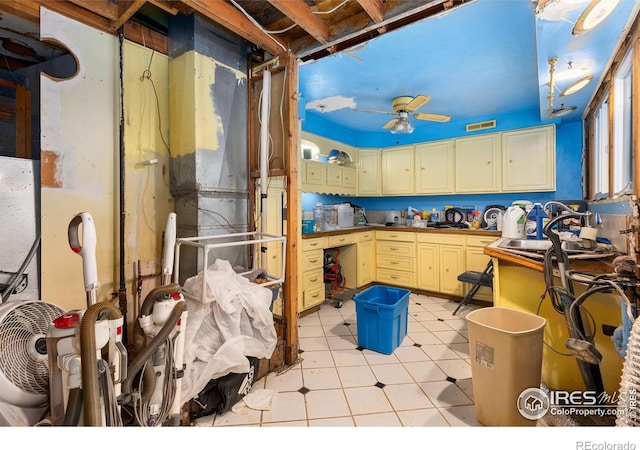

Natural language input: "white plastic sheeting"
[180,259,277,404]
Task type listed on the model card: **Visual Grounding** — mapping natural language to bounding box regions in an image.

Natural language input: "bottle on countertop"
[525,202,549,240]
[313,202,323,232]
[496,211,503,231]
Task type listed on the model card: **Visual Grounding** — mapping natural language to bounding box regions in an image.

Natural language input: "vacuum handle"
[68,212,99,292]
[162,213,177,283]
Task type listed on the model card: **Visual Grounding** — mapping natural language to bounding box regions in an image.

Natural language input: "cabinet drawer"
[303,285,325,309]
[416,233,465,246]
[328,234,355,247]
[358,231,374,242]
[377,255,415,272]
[467,235,499,248]
[302,249,324,269]
[376,241,414,257]
[376,230,416,242]
[302,236,327,252]
[303,267,324,290]
[377,268,415,288]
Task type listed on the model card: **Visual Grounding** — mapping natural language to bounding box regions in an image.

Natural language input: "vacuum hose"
[80,301,123,427]
[122,288,185,400]
[616,315,640,426]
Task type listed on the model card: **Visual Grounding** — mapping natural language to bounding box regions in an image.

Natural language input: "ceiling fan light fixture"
[550,104,577,118]
[390,116,414,134]
[560,75,593,96]
[572,0,620,35]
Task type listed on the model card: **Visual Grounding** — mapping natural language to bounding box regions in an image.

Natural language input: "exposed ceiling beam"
[180,0,287,56]
[266,0,329,45]
[109,0,147,32]
[355,0,384,23]
[68,0,118,20]
[148,0,180,15]
[0,1,42,25]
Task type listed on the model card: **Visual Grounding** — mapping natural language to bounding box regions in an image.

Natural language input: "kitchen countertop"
[302,224,502,239]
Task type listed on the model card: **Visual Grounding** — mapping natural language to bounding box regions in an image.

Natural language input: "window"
[592,96,609,198]
[613,49,633,196]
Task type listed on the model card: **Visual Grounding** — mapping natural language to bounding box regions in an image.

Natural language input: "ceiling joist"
[266,0,330,45]
[355,0,384,23]
[109,0,147,32]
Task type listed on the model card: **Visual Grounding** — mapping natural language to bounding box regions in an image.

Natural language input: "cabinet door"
[439,245,465,295]
[357,239,375,287]
[415,140,454,194]
[358,149,381,195]
[455,134,500,193]
[326,164,342,187]
[342,167,356,190]
[304,160,326,185]
[417,243,438,291]
[382,146,414,195]
[502,125,555,192]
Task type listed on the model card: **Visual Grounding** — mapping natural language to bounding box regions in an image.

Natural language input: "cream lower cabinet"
[299,236,327,310]
[356,231,375,287]
[375,230,416,288]
[416,234,466,296]
[465,235,496,303]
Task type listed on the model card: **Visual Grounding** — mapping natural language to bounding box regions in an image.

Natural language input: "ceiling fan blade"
[405,95,430,112]
[352,108,396,115]
[413,112,451,123]
[383,118,399,129]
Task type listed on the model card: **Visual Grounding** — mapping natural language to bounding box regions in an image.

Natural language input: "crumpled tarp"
[180,259,277,404]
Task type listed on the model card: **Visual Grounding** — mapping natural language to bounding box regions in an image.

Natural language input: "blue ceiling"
[299,0,639,139]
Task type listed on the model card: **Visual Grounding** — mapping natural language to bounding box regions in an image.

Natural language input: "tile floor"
[193,292,485,427]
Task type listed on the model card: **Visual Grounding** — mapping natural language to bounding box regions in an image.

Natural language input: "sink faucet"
[543,201,592,218]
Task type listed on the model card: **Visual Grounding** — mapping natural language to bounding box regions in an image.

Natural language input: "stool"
[452,260,493,316]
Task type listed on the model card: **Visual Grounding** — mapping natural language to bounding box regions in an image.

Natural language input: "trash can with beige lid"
[466,307,546,426]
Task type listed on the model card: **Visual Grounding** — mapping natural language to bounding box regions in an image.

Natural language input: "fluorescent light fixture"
[572,0,620,35]
[550,105,577,118]
[560,75,593,96]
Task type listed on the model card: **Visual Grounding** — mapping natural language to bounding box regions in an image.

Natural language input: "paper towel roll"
[579,227,598,241]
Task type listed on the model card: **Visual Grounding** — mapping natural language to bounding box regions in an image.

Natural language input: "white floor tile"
[419,320,453,332]
[323,323,353,336]
[308,416,355,426]
[353,412,403,426]
[327,334,358,350]
[409,310,438,321]
[302,367,342,390]
[439,405,483,426]
[300,350,335,369]
[337,365,377,387]
[299,336,330,351]
[432,330,468,344]
[262,420,308,426]
[419,380,474,407]
[434,359,472,379]
[456,378,475,401]
[393,345,430,363]
[449,342,471,358]
[421,344,462,361]
[261,391,307,423]
[396,408,450,426]
[403,361,447,383]
[443,318,468,331]
[406,330,442,345]
[298,313,321,326]
[264,368,303,393]
[362,349,400,365]
[298,325,326,338]
[407,320,427,333]
[212,406,262,426]
[332,348,368,367]
[370,363,414,384]
[305,389,351,419]
[344,386,393,415]
[383,383,435,411]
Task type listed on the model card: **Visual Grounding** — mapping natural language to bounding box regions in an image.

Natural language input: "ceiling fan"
[354,95,451,133]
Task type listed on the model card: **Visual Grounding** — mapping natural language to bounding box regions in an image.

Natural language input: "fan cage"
[0,302,65,396]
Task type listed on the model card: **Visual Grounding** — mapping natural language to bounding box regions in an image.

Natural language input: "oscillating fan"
[0,300,65,409]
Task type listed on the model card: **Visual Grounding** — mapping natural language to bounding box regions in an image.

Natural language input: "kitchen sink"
[499,239,591,253]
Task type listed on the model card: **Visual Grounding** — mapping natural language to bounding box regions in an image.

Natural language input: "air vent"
[466,120,496,132]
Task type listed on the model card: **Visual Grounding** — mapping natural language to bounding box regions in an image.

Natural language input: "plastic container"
[337,203,354,228]
[525,202,548,240]
[354,285,410,354]
[466,307,546,426]
[502,205,525,239]
[313,203,323,232]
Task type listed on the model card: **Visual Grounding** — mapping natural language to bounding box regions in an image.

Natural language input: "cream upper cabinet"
[501,125,555,192]
[415,140,454,194]
[303,160,326,186]
[382,145,414,195]
[454,134,501,193]
[357,149,381,196]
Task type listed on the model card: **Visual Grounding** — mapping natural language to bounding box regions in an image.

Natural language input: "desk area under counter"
[299,225,501,313]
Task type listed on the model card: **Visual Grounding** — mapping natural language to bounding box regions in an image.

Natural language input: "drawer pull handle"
[390,247,399,251]
[310,243,318,247]
[391,275,399,279]
[309,259,318,264]
[391,261,399,265]
[311,293,320,298]
[390,234,398,238]
[310,277,318,282]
